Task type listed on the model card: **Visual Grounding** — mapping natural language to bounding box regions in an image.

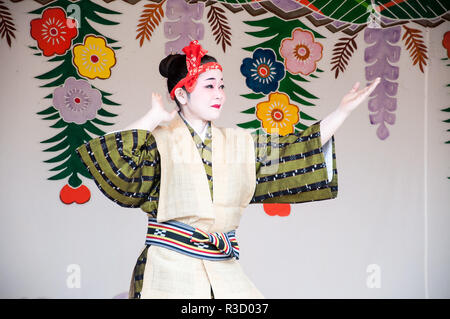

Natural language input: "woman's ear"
[174,87,188,105]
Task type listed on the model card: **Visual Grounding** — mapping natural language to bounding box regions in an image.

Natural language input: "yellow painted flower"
[256,92,299,135]
[73,35,116,79]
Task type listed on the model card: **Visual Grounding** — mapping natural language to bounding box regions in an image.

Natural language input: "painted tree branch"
[0,0,16,47]
[136,0,166,47]
[207,3,231,53]
[330,35,357,79]
[402,25,428,73]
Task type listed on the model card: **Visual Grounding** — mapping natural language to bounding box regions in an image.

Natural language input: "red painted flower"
[443,31,450,58]
[30,7,78,57]
[60,184,91,205]
[263,203,291,217]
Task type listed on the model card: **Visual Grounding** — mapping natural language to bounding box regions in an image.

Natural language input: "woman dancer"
[76,40,380,299]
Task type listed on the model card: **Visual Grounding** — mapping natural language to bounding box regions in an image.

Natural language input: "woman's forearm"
[122,110,162,132]
[319,107,350,145]
[319,78,381,145]
[116,93,177,133]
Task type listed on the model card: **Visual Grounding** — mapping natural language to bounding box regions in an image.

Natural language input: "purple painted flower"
[364,26,401,140]
[164,0,205,55]
[240,48,285,94]
[53,77,102,124]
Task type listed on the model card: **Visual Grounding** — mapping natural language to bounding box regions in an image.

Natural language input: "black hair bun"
[159,54,183,78]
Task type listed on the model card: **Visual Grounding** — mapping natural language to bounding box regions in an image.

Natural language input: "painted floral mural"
[256,92,299,136]
[0,0,446,210]
[280,28,323,76]
[53,77,102,124]
[28,1,121,205]
[30,7,78,56]
[73,35,116,79]
[240,48,285,95]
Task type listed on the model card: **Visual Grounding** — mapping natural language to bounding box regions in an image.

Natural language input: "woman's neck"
[179,109,208,134]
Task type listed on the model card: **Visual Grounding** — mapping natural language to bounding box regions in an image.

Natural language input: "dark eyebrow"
[205,78,223,81]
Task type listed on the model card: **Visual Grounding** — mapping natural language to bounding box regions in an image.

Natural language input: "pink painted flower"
[279,28,323,75]
[53,77,102,124]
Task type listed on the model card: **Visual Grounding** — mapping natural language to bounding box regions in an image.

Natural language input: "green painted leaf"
[69,174,83,188]
[49,158,73,171]
[98,108,118,118]
[241,107,256,114]
[295,122,309,131]
[47,168,72,181]
[41,129,68,144]
[280,74,318,100]
[84,120,106,136]
[37,106,58,115]
[300,111,317,121]
[42,113,61,121]
[237,119,261,129]
[43,140,69,152]
[241,93,265,99]
[43,148,72,164]
[50,119,68,129]
[92,118,115,126]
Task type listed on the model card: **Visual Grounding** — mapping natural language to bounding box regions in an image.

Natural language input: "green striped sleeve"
[250,121,338,204]
[75,129,160,214]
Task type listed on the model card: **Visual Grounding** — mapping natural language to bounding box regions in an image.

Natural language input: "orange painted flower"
[30,7,78,57]
[256,92,299,135]
[280,28,323,75]
[73,35,116,79]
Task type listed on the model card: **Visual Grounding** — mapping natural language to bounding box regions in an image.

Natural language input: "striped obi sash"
[146,218,240,261]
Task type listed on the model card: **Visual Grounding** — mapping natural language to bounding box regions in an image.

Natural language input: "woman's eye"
[220,85,225,89]
[205,85,214,88]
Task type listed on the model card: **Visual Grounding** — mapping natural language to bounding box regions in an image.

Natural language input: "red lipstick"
[211,104,221,109]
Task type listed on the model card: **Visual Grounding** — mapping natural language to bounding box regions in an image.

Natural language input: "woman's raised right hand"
[150,92,179,123]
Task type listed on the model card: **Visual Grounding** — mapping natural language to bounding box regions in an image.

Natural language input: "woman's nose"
[214,87,224,99]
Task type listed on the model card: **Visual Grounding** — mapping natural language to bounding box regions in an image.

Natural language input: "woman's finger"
[362,78,380,92]
[357,78,380,99]
[351,82,360,92]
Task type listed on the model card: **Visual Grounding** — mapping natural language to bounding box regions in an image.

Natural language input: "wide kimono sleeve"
[250,121,338,204]
[75,129,160,215]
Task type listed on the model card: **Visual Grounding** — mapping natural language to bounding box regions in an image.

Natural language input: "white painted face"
[175,68,226,122]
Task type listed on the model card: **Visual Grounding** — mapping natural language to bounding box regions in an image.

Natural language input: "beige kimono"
[136,114,264,299]
[77,110,338,298]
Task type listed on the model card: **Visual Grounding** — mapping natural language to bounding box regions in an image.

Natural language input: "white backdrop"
[0,0,449,298]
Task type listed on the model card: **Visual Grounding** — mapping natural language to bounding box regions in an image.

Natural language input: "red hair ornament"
[169,41,223,100]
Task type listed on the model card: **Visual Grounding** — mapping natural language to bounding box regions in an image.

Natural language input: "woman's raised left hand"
[338,77,381,115]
